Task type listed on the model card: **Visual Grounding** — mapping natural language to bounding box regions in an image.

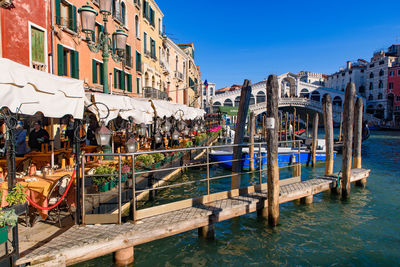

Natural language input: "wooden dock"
[16,168,370,266]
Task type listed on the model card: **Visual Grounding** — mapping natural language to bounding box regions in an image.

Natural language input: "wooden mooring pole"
[354,97,366,187]
[306,113,309,137]
[232,80,252,189]
[323,94,334,176]
[249,112,255,172]
[342,83,356,197]
[266,75,279,226]
[311,113,319,167]
[114,247,134,266]
[338,112,343,142]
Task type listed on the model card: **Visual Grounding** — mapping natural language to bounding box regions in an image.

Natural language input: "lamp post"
[78,1,128,94]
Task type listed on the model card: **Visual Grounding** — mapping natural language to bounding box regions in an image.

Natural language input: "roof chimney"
[347,61,351,70]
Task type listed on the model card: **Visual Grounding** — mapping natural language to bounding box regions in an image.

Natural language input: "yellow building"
[141,0,166,99]
[178,43,201,107]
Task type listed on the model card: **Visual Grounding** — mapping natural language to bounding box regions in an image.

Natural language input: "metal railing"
[81,140,303,225]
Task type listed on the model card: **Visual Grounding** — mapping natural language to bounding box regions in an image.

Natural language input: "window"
[150,38,156,60]
[370,63,375,68]
[210,87,214,95]
[203,88,206,95]
[349,70,352,74]
[389,83,394,90]
[369,72,374,79]
[397,96,400,101]
[396,106,399,111]
[158,18,162,35]
[368,94,373,100]
[379,80,383,89]
[361,69,365,73]
[113,68,132,92]
[135,15,139,38]
[136,77,141,94]
[389,71,394,77]
[121,2,126,25]
[30,25,46,70]
[92,60,104,85]
[378,93,383,100]
[379,69,384,76]
[56,0,77,32]
[150,8,155,26]
[379,60,384,65]
[143,32,147,54]
[143,0,154,26]
[125,44,132,67]
[57,44,79,78]
[92,23,103,43]
[398,69,400,76]
[183,62,186,75]
[136,51,142,72]
[341,73,345,76]
[369,82,373,90]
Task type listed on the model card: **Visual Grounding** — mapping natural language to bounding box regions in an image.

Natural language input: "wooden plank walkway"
[16,168,370,266]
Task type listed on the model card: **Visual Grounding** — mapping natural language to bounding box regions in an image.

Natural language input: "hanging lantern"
[125,138,137,153]
[95,125,112,146]
[154,132,162,144]
[172,130,180,141]
[78,3,98,34]
[99,0,113,14]
[177,120,186,131]
[138,123,147,137]
[113,29,128,52]
[161,119,171,133]
[183,127,189,136]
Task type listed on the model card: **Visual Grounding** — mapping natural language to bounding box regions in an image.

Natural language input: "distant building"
[201,81,216,109]
[298,71,326,86]
[387,61,400,126]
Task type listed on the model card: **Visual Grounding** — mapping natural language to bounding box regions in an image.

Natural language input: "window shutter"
[68,5,73,30]
[72,5,77,32]
[55,0,61,25]
[136,78,140,94]
[72,50,79,78]
[142,0,146,16]
[114,68,117,88]
[99,63,104,85]
[120,72,125,90]
[92,60,97,84]
[126,45,131,67]
[57,44,64,76]
[127,74,132,92]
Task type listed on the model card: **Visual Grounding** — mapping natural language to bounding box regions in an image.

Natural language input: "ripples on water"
[76,131,400,266]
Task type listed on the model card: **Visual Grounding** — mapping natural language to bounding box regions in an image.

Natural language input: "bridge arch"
[333,96,342,107]
[234,96,240,107]
[300,88,309,98]
[256,91,266,103]
[310,91,321,102]
[224,99,233,106]
[281,77,296,98]
[213,101,221,106]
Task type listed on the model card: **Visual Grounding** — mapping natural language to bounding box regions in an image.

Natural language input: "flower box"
[0,227,8,244]
[98,181,110,192]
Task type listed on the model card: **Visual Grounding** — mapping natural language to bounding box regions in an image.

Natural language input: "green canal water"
[76,131,400,266]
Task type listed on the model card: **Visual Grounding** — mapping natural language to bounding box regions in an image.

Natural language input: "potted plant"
[93,165,116,192]
[152,153,165,168]
[0,209,18,244]
[137,154,154,170]
[4,184,27,216]
[121,164,130,182]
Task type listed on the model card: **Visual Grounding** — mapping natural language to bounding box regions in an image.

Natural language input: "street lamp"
[125,137,137,153]
[78,1,128,94]
[95,125,112,146]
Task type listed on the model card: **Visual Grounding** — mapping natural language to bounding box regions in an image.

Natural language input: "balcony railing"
[175,71,184,81]
[143,87,169,100]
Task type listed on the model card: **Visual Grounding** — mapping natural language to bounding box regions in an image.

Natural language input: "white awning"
[86,93,154,124]
[151,100,205,120]
[0,58,85,119]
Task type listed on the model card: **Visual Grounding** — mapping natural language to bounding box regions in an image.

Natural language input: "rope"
[26,169,76,211]
[336,170,342,189]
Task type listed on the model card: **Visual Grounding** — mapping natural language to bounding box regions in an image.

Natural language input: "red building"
[387,65,400,127]
[1,0,52,72]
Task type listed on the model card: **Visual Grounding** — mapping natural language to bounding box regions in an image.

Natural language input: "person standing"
[28,121,49,151]
[15,121,29,157]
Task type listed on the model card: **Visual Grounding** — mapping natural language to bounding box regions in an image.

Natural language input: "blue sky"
[156,0,400,89]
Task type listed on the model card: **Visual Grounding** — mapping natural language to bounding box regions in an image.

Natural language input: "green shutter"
[136,78,140,94]
[92,60,97,84]
[114,68,117,88]
[127,74,132,92]
[57,44,64,76]
[126,45,131,67]
[120,71,124,90]
[99,63,104,85]
[71,50,79,79]
[72,5,77,32]
[142,0,146,16]
[55,0,61,25]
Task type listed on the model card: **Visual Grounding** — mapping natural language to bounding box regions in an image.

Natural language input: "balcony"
[143,87,169,100]
[175,71,184,81]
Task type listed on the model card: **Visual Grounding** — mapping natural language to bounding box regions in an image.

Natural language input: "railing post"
[118,155,122,224]
[131,155,136,221]
[206,147,210,195]
[266,75,279,226]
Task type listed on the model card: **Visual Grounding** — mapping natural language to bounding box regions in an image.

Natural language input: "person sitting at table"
[28,121,49,151]
[16,121,30,157]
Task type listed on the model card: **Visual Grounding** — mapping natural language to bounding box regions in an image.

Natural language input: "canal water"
[75,131,400,266]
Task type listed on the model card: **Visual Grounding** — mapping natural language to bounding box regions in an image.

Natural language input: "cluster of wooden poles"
[230,75,366,228]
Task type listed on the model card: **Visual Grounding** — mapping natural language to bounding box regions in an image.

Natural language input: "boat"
[210,139,336,169]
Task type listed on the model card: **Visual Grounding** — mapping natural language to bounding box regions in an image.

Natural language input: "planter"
[121,174,128,183]
[0,227,8,244]
[110,179,116,188]
[98,181,110,192]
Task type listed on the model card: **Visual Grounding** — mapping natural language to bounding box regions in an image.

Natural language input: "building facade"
[1,0,52,72]
[387,63,400,126]
[201,81,216,109]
